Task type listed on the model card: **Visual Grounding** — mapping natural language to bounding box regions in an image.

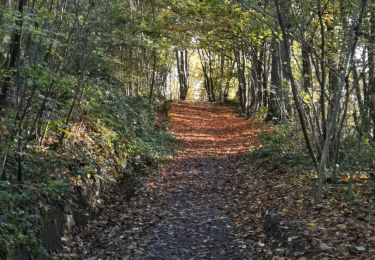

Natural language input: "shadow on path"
[57,101,265,260]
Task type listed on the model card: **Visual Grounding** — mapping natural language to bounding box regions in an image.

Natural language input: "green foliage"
[251,124,312,171]
[254,107,268,121]
[0,1,176,254]
[0,179,71,259]
[85,85,175,171]
[0,83,174,258]
[253,125,375,184]
[338,137,375,172]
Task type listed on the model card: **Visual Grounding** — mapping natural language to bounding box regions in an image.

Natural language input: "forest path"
[58,101,264,259]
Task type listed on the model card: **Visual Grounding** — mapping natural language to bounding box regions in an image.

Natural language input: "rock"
[355,245,366,252]
[319,243,333,254]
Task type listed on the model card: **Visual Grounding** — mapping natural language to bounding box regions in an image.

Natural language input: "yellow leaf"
[308,222,316,228]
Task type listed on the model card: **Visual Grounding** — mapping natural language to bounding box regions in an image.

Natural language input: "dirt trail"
[57,101,264,259]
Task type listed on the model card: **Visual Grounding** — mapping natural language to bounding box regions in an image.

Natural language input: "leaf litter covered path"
[57,101,265,259]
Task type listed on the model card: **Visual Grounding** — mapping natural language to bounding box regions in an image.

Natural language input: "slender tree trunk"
[279,30,292,116]
[301,44,312,92]
[149,50,157,103]
[0,0,25,109]
[234,47,247,113]
[353,64,366,128]
[262,41,269,108]
[316,0,368,201]
[275,0,319,170]
[198,49,212,101]
[256,45,264,108]
[176,49,189,100]
[208,50,215,101]
[369,7,375,141]
[266,37,283,121]
[318,0,327,143]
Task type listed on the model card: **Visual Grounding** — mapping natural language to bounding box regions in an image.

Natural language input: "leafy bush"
[338,137,375,172]
[0,87,175,258]
[83,84,175,172]
[250,124,312,170]
[0,179,71,258]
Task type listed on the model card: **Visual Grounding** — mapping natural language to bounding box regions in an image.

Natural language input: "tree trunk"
[176,49,189,100]
[149,50,157,103]
[0,0,25,109]
[234,47,247,113]
[318,0,327,142]
[275,0,319,171]
[266,37,283,121]
[316,0,368,201]
[369,7,375,141]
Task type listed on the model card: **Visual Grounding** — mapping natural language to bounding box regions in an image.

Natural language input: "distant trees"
[159,0,375,199]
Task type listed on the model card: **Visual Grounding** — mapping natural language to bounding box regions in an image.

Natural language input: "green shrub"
[250,124,312,170]
[0,87,175,258]
[0,179,71,259]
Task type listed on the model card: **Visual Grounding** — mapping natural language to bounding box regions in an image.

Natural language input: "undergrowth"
[0,88,175,258]
[251,124,375,174]
[250,124,312,171]
[0,179,70,258]
[250,123,374,208]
